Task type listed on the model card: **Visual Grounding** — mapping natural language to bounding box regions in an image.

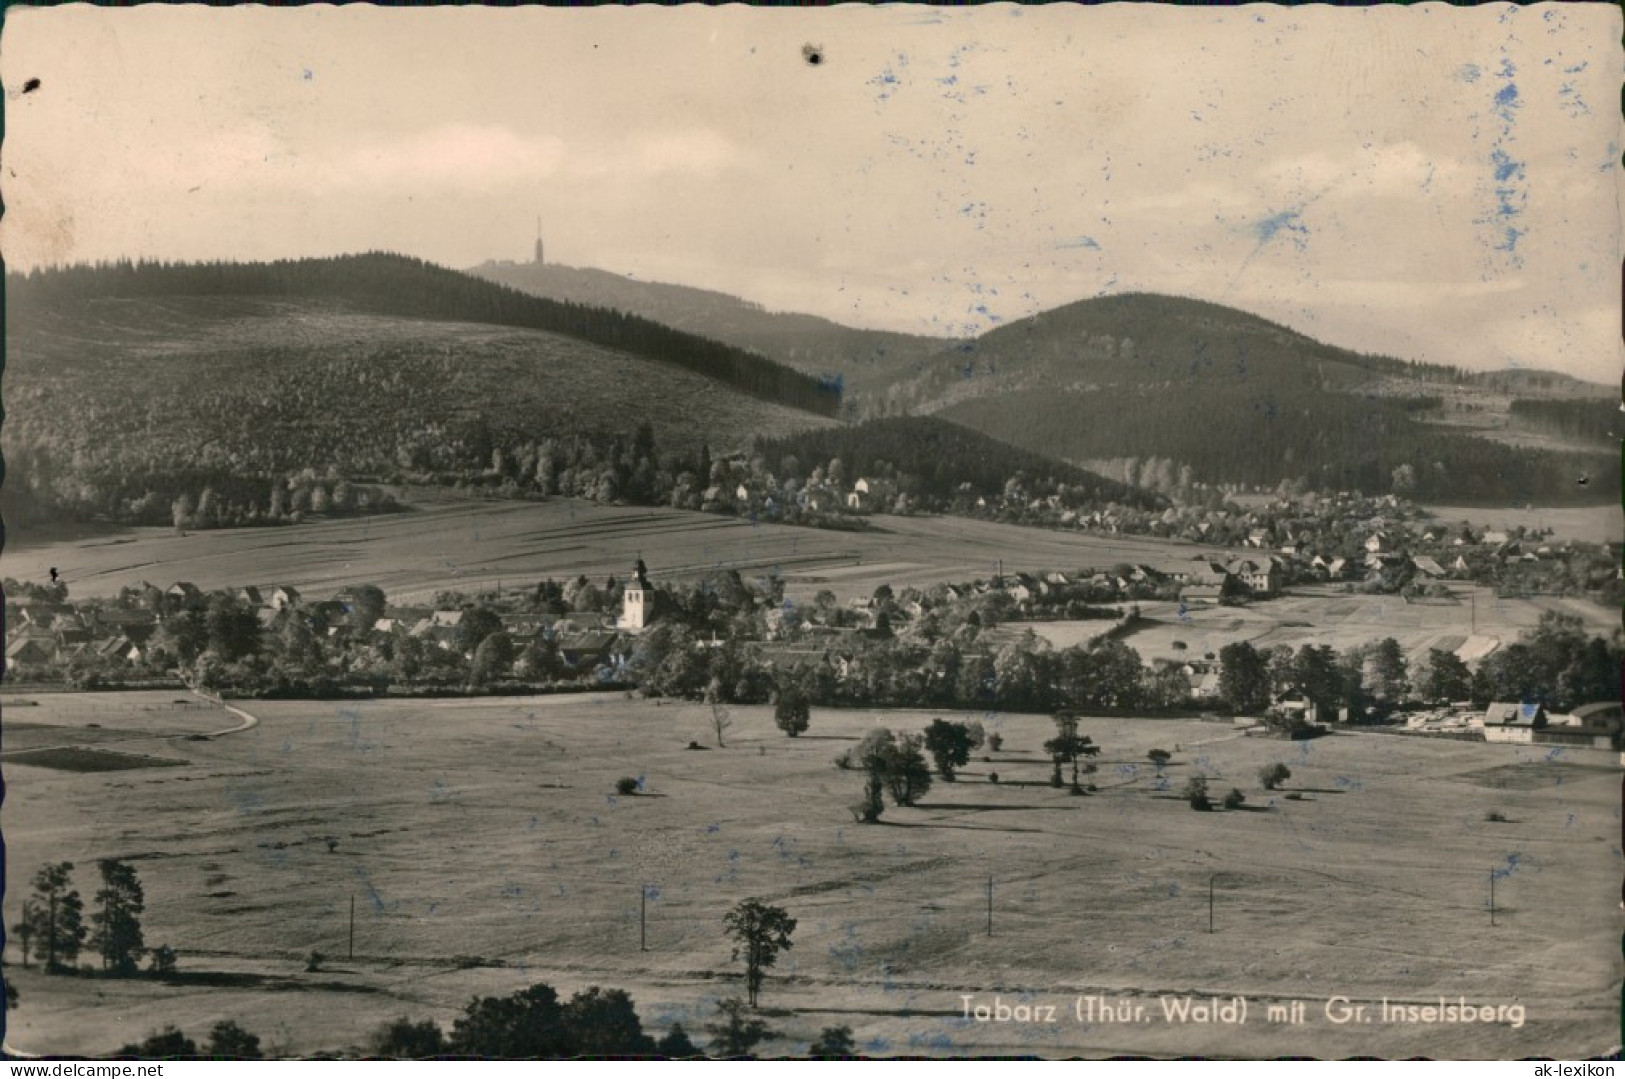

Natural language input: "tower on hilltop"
[533,216,544,266]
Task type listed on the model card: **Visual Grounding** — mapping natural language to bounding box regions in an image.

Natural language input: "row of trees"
[15,860,156,976]
[633,625,1159,715]
[751,415,1161,512]
[1216,612,1620,718]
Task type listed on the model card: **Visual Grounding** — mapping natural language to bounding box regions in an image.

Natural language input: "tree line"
[1216,612,1620,719]
[751,415,1164,511]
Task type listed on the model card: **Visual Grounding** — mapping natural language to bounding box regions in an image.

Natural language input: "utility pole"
[349,895,356,960]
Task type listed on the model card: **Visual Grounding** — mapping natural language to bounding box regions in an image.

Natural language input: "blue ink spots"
[1056,235,1100,251]
[354,866,388,912]
[1458,63,1481,83]
[1493,82,1519,111]
[1491,148,1524,183]
[703,822,721,834]
[1490,853,1527,881]
[1252,210,1309,250]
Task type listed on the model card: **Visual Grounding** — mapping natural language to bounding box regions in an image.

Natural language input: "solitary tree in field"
[723,899,797,1008]
[1044,713,1099,794]
[1259,762,1291,791]
[91,859,146,975]
[709,699,733,748]
[773,687,811,738]
[27,862,86,972]
[1184,776,1212,811]
[1147,748,1173,769]
[922,718,974,781]
[882,733,933,806]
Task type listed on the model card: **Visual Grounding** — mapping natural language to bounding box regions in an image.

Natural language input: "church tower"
[533,216,544,265]
[621,558,655,632]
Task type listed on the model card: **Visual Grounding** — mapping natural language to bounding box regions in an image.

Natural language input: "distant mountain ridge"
[884,292,1617,505]
[468,259,952,402]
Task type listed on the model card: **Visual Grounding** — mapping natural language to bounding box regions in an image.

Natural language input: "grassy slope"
[4,691,1616,1058]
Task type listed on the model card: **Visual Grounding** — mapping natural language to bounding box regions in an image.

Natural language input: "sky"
[2,2,1621,382]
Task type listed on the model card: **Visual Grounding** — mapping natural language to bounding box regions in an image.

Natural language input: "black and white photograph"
[0,1,1620,1061]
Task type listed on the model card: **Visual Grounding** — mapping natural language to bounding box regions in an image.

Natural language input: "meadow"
[1417,503,1621,547]
[5,496,1213,606]
[4,690,1616,1058]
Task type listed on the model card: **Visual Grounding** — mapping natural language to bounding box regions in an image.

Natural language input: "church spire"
[533,215,544,265]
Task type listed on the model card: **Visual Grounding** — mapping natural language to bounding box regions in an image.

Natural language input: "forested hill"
[881,291,1616,506]
[9,254,842,419]
[469,259,951,401]
[893,291,1451,410]
[754,416,1164,511]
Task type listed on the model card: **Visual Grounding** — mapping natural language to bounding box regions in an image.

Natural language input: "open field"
[5,494,1215,606]
[1029,584,1618,669]
[1417,503,1621,547]
[4,690,1618,1058]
